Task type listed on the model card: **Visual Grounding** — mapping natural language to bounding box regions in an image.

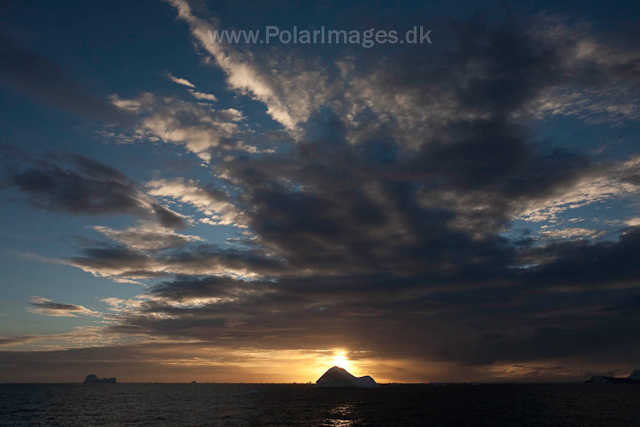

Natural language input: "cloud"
[539,228,605,240]
[68,243,287,282]
[48,16,640,374]
[54,225,640,371]
[0,336,37,347]
[146,178,246,227]
[527,17,640,124]
[111,92,248,161]
[625,218,640,227]
[145,275,273,303]
[5,11,640,381]
[1,148,186,228]
[188,89,217,102]
[93,222,204,251]
[166,73,196,88]
[525,228,640,289]
[163,0,338,132]
[516,159,640,222]
[28,297,102,318]
[0,31,133,124]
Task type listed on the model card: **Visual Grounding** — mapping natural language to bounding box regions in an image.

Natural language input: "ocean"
[1,383,639,426]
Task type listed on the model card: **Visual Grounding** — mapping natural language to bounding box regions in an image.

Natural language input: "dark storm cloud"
[0,31,133,123]
[1,149,186,228]
[525,227,640,287]
[57,18,640,374]
[94,241,640,368]
[7,14,640,381]
[191,19,635,283]
[145,275,271,302]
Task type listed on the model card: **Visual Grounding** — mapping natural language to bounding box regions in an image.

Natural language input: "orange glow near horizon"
[331,351,349,370]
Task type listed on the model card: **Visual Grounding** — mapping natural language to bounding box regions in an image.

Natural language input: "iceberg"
[315,366,379,388]
[83,374,117,384]
[585,369,640,384]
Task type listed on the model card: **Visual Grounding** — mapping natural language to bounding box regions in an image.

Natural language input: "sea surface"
[1,383,639,426]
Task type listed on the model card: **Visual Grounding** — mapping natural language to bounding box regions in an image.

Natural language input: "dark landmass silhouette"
[585,369,640,384]
[83,374,116,384]
[315,366,379,388]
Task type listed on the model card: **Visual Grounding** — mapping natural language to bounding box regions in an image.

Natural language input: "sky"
[1,0,640,383]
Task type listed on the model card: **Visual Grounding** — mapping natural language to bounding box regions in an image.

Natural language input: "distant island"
[83,374,117,384]
[315,366,379,388]
[585,369,640,384]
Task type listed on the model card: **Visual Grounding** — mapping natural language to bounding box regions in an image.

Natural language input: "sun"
[332,351,349,369]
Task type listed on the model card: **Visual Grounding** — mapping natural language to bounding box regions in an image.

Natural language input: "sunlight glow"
[332,351,349,370]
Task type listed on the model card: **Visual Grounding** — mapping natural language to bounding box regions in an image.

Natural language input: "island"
[83,374,117,384]
[585,369,640,384]
[315,366,379,388]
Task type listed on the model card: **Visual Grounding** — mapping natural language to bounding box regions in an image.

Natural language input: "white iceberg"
[585,369,640,383]
[628,369,640,381]
[315,366,379,388]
